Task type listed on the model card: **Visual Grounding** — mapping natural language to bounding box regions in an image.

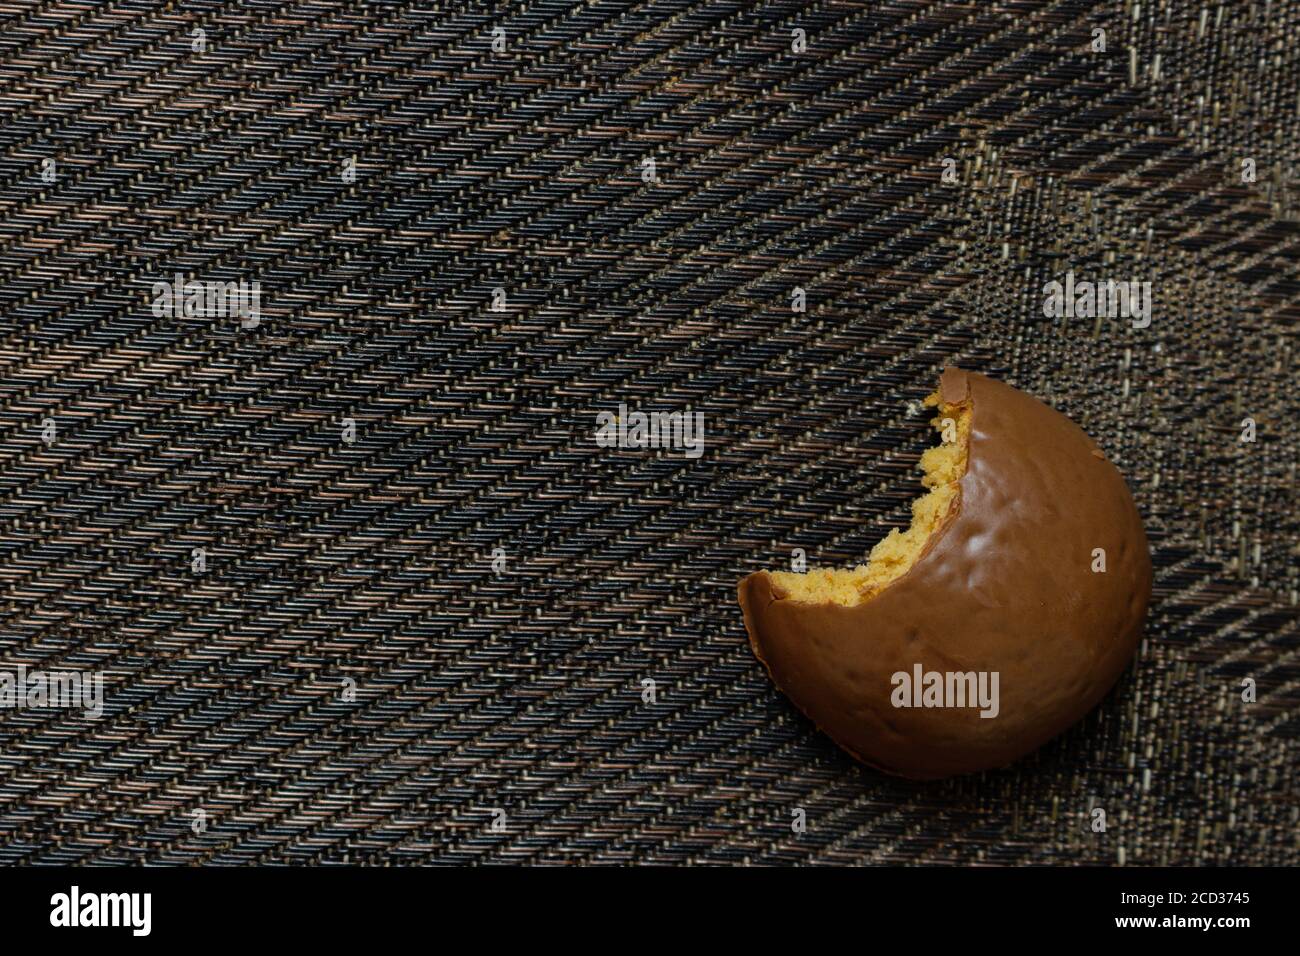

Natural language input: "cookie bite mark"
[767,382,972,607]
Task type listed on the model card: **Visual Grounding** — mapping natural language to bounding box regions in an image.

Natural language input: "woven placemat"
[0,0,1295,865]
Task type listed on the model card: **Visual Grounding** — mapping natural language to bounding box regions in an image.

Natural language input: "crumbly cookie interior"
[767,393,971,607]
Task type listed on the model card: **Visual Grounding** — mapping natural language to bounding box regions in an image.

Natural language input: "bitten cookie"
[738,368,1152,780]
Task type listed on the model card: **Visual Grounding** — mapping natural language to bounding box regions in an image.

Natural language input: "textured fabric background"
[0,0,1295,865]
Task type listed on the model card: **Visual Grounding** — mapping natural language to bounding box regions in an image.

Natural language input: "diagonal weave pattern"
[0,0,1296,864]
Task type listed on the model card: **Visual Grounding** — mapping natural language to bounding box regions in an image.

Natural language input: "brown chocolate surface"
[738,369,1152,780]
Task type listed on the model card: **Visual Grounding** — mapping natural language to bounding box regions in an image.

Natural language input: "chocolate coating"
[738,369,1152,779]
